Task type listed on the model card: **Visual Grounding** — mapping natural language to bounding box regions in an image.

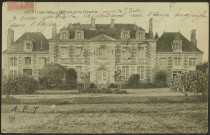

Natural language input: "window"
[138,47,144,59]
[122,66,129,79]
[39,58,46,69]
[25,57,31,65]
[61,32,68,39]
[75,47,83,57]
[23,69,32,76]
[189,58,196,67]
[26,43,31,49]
[173,70,182,78]
[77,32,82,39]
[10,57,17,66]
[99,47,106,59]
[61,47,68,58]
[76,66,83,77]
[159,58,167,66]
[123,32,129,39]
[174,58,181,66]
[139,32,143,39]
[137,66,144,80]
[9,70,17,76]
[173,43,182,51]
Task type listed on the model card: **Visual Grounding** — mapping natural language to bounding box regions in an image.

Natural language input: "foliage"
[40,63,66,89]
[153,70,168,88]
[65,68,77,89]
[196,62,208,73]
[90,82,97,88]
[2,75,39,95]
[126,74,140,88]
[170,71,208,94]
[108,83,118,88]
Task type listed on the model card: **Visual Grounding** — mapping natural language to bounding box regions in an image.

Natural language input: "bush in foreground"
[2,75,39,95]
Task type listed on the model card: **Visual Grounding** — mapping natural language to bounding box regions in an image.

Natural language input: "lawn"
[1,88,208,133]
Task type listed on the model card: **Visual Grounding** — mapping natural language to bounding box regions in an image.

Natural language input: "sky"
[2,2,209,64]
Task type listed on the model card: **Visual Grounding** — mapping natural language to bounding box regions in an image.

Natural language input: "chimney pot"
[110,19,115,28]
[191,29,197,47]
[90,18,96,30]
[7,28,14,49]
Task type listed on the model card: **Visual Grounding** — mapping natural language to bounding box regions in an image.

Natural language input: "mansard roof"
[157,32,203,53]
[49,23,154,41]
[4,32,49,53]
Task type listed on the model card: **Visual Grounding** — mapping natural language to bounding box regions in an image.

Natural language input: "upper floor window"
[99,48,106,58]
[10,57,17,66]
[138,47,145,59]
[75,47,83,57]
[39,58,46,69]
[159,58,167,66]
[189,58,196,67]
[25,57,31,65]
[77,32,81,39]
[60,47,68,58]
[174,58,181,66]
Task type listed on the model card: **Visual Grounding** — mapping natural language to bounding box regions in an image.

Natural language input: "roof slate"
[4,32,49,53]
[157,32,203,53]
[49,23,153,41]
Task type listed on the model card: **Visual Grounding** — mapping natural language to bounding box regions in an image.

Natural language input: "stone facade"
[3,18,203,88]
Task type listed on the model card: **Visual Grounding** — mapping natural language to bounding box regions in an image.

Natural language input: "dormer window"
[24,40,33,52]
[60,29,70,39]
[121,31,130,39]
[172,39,182,52]
[75,30,84,39]
[136,31,145,40]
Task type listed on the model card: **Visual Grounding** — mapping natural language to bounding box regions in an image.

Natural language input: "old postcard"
[1,2,209,134]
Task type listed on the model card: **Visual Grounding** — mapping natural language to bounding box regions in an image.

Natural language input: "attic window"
[123,32,129,39]
[26,43,31,49]
[172,40,182,52]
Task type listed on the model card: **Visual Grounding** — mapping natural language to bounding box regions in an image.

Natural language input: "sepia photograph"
[1,2,209,134]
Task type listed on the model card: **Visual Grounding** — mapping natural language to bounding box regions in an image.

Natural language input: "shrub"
[90,82,97,88]
[65,68,77,89]
[196,62,208,73]
[41,63,66,89]
[2,75,39,95]
[113,89,128,94]
[154,70,167,88]
[126,74,140,88]
[170,71,208,94]
[108,83,118,88]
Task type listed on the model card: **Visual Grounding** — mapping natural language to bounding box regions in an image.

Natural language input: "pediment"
[89,34,116,41]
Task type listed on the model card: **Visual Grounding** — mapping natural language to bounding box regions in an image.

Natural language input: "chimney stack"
[7,28,14,49]
[90,18,96,30]
[191,29,197,47]
[110,19,115,28]
[149,18,153,34]
[52,25,57,38]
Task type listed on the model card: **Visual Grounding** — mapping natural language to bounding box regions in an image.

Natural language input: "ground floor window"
[9,70,17,76]
[23,69,32,76]
[173,70,182,79]
[75,66,83,77]
[137,66,145,80]
[122,66,129,79]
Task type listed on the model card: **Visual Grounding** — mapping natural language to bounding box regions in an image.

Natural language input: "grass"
[1,103,208,133]
[1,88,208,133]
